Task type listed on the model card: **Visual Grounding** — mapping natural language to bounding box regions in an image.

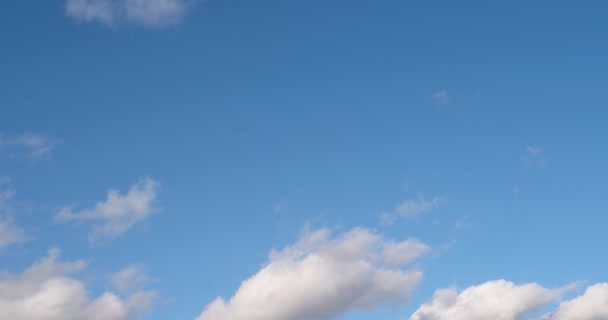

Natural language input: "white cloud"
[522,146,546,169]
[196,227,429,320]
[0,132,59,161]
[433,90,449,105]
[409,279,578,320]
[66,0,191,28]
[542,283,608,320]
[0,249,152,320]
[380,197,443,225]
[55,178,160,241]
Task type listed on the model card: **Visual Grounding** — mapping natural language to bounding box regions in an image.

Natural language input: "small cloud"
[433,90,449,105]
[521,146,546,169]
[273,203,287,213]
[111,265,150,294]
[455,216,471,230]
[380,196,444,225]
[196,227,429,320]
[111,265,157,316]
[0,132,59,161]
[55,178,160,242]
[66,0,193,28]
[0,218,25,252]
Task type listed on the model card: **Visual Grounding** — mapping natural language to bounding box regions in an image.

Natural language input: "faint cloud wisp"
[66,0,193,28]
[0,132,59,161]
[522,146,546,169]
[380,196,444,225]
[433,90,449,105]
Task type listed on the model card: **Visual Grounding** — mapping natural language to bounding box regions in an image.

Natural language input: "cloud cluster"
[55,178,160,241]
[380,197,443,225]
[0,132,58,161]
[66,0,192,28]
[410,279,608,320]
[197,227,430,320]
[0,249,154,320]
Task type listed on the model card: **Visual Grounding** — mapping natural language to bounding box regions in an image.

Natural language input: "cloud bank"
[0,249,154,320]
[55,178,160,241]
[197,227,430,320]
[66,0,192,28]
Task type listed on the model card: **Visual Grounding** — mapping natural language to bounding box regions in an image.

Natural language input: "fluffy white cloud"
[410,280,608,320]
[0,132,58,161]
[66,0,191,28]
[0,249,152,320]
[542,283,608,320]
[380,197,443,225]
[197,227,430,320]
[55,178,160,241]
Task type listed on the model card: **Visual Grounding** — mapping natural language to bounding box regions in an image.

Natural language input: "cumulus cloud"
[197,227,430,320]
[380,197,443,225]
[66,0,192,28]
[542,283,608,320]
[522,146,546,169]
[409,279,581,320]
[0,249,152,320]
[433,90,449,105]
[55,178,160,241]
[0,132,59,161]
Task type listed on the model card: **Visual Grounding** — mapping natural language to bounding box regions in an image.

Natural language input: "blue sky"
[1,0,608,319]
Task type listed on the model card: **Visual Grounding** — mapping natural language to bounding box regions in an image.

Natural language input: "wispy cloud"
[433,90,449,105]
[455,216,471,230]
[110,265,157,316]
[380,196,444,225]
[0,249,154,320]
[0,177,25,252]
[197,227,429,320]
[66,0,193,28]
[0,218,25,252]
[55,178,160,241]
[522,146,546,169]
[0,132,59,161]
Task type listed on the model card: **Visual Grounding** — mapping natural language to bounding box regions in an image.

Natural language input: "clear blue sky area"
[1,1,607,319]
